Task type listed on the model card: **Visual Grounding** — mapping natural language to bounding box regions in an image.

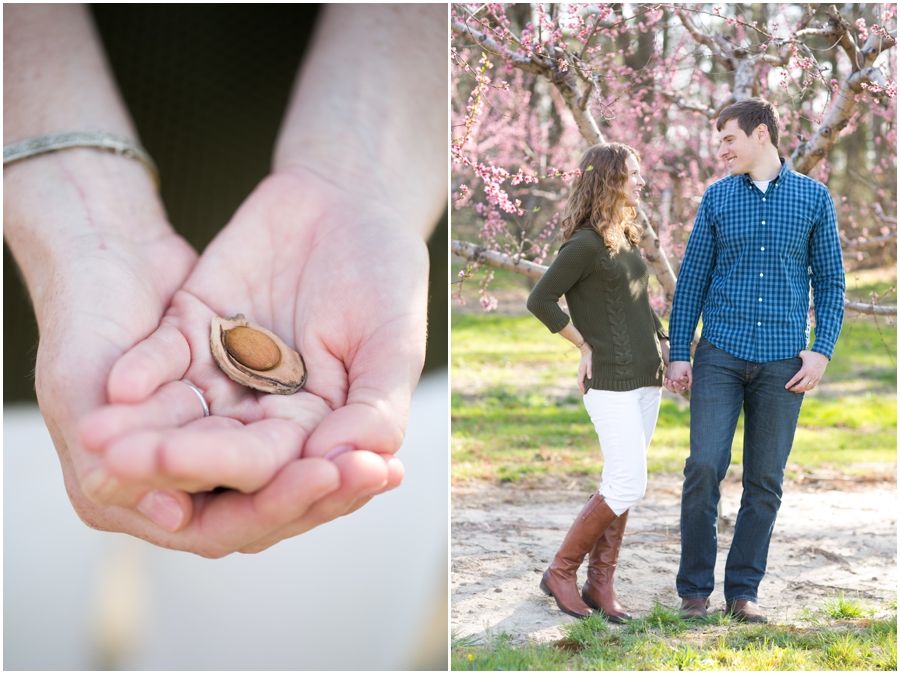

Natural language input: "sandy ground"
[451,473,897,645]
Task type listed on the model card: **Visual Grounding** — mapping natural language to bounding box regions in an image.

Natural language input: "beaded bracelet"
[3,130,159,189]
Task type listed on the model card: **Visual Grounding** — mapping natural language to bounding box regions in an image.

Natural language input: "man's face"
[717,118,764,176]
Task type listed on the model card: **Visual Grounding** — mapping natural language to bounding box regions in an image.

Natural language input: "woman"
[526,143,669,621]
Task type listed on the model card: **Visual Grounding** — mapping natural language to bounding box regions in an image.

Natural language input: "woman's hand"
[577,346,593,394]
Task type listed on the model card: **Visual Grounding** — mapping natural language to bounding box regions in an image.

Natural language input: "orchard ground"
[450,265,897,647]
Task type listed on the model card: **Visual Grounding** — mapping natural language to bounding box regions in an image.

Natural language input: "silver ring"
[181,379,210,417]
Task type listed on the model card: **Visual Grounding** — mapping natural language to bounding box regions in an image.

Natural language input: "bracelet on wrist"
[3,131,159,189]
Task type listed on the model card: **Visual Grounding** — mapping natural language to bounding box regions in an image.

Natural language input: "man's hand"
[665,361,693,393]
[785,350,829,393]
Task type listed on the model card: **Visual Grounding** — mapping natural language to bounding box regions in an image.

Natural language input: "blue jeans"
[676,337,804,603]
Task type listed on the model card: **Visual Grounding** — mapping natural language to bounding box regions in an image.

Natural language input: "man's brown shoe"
[540,494,619,619]
[679,597,710,620]
[582,509,631,623]
[725,600,767,623]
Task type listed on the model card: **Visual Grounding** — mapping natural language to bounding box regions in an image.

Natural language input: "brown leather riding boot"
[581,508,631,623]
[540,493,619,619]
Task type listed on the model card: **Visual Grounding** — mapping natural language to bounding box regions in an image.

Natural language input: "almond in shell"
[210,315,306,394]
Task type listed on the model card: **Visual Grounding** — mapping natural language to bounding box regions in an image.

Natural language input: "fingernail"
[137,490,183,532]
[324,444,355,461]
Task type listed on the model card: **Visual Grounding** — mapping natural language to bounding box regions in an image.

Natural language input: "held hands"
[785,350,829,393]
[664,361,693,394]
[79,170,425,556]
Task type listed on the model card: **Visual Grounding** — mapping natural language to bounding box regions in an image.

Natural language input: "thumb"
[301,334,423,460]
[107,321,191,404]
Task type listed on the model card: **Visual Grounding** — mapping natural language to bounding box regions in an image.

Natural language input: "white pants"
[583,386,662,516]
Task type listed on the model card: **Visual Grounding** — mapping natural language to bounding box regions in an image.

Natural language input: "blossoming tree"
[451,3,897,317]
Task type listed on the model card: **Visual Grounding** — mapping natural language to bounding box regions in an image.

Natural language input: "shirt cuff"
[669,345,691,362]
[811,344,834,360]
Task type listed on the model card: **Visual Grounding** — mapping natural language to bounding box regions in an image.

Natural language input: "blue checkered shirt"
[669,159,845,363]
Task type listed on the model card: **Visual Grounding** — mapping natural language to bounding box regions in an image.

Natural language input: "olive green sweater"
[526,228,668,392]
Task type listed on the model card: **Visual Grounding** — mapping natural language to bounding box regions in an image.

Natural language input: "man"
[665,98,845,623]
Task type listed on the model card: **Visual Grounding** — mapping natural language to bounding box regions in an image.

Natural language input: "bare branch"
[655,89,717,118]
[872,203,898,226]
[452,239,547,280]
[844,299,898,316]
[840,229,897,249]
[675,8,734,69]
[826,4,864,70]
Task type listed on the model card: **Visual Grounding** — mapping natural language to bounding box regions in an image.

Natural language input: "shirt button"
[761,247,765,251]
[759,298,763,301]
[760,273,764,277]
[761,221,765,224]
[757,322,762,326]
[762,198,766,201]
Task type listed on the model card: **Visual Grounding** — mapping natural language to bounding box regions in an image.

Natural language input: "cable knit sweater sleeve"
[526,235,596,334]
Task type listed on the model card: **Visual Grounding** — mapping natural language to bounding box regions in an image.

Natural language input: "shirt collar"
[741,158,788,187]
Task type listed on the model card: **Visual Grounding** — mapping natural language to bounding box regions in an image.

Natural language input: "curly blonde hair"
[561,143,643,249]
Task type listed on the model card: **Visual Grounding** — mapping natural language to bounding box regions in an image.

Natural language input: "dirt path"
[451,474,897,645]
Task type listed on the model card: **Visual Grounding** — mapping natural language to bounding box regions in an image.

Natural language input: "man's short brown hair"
[716,98,780,149]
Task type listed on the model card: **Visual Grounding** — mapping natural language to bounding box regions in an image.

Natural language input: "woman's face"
[623,154,645,207]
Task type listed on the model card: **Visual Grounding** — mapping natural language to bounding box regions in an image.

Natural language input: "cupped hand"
[11,175,201,544]
[81,169,426,556]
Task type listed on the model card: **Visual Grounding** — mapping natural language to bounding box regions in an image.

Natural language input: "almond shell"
[210,315,306,394]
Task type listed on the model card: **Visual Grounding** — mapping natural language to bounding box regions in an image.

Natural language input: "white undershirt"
[752,179,770,193]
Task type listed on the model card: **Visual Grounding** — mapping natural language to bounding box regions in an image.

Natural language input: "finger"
[108,322,192,404]
[135,489,194,532]
[302,398,409,460]
[784,364,810,389]
[78,460,194,532]
[104,417,306,493]
[331,453,403,509]
[369,454,404,495]
[184,458,342,557]
[80,380,211,454]
[236,450,389,554]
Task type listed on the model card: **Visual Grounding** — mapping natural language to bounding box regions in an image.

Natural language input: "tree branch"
[872,202,898,226]
[451,17,544,74]
[840,228,897,249]
[452,239,547,280]
[788,67,889,174]
[676,9,734,69]
[844,299,897,316]
[655,88,717,118]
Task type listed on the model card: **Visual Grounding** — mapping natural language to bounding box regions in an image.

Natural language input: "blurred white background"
[4,370,448,671]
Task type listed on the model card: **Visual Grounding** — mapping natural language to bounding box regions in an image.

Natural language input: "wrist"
[4,149,170,307]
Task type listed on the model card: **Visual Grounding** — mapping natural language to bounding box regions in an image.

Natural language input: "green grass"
[451,296,897,482]
[451,601,898,670]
